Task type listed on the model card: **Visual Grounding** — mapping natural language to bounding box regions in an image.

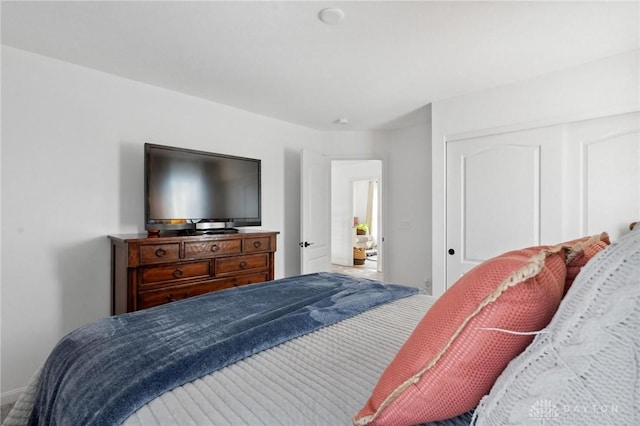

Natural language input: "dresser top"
[109,230,279,243]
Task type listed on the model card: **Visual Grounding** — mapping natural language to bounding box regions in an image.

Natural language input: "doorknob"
[299,241,314,248]
[448,248,455,255]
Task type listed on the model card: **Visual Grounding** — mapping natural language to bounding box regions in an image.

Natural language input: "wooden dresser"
[109,231,278,314]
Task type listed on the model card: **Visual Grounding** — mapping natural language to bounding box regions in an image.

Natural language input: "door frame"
[301,152,385,278]
[330,160,383,275]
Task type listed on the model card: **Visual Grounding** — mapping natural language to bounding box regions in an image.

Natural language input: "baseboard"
[1,387,25,406]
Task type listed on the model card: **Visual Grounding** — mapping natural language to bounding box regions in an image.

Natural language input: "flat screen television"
[144,143,261,234]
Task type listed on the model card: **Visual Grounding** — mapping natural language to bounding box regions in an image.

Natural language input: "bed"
[6,274,467,426]
[5,226,639,426]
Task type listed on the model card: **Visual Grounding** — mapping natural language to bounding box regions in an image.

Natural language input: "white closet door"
[446,127,563,287]
[445,112,639,289]
[565,112,640,241]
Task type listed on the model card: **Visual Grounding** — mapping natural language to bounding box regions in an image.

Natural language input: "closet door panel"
[568,112,640,241]
[446,127,563,286]
[463,145,540,261]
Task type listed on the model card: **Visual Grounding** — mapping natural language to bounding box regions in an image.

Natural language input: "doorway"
[330,160,383,281]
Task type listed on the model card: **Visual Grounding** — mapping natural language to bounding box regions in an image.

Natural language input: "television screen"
[145,143,261,233]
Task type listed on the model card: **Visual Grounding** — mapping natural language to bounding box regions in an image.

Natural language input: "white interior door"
[446,127,563,287]
[565,112,640,241]
[301,149,331,274]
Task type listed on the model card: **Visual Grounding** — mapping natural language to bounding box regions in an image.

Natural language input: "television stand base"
[201,228,239,235]
[175,229,198,236]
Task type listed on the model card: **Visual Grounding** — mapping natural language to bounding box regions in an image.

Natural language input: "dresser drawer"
[230,272,269,287]
[139,243,180,264]
[140,261,212,285]
[184,239,242,259]
[244,236,272,253]
[215,254,268,275]
[137,279,235,310]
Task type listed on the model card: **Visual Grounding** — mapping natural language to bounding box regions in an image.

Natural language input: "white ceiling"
[2,1,638,131]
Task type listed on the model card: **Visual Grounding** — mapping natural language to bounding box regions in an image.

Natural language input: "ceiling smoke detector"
[318,8,345,25]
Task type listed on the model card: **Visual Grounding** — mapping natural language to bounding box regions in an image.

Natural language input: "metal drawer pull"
[155,248,167,257]
[211,244,219,252]
[173,268,183,278]
[239,260,248,269]
[253,241,262,249]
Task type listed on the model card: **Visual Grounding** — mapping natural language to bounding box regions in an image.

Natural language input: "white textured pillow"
[473,227,640,426]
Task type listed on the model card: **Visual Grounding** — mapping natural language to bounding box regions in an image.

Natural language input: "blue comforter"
[29,272,419,425]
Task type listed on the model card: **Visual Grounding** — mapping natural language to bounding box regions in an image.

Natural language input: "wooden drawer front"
[244,237,272,254]
[231,272,269,287]
[184,239,242,259]
[137,279,235,310]
[139,243,180,264]
[140,261,211,285]
[215,254,268,275]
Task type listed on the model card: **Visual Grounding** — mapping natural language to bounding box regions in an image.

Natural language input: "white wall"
[320,122,433,290]
[1,47,391,399]
[374,115,433,290]
[431,50,640,298]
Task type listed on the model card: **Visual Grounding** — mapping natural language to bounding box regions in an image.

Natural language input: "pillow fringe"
[562,232,608,264]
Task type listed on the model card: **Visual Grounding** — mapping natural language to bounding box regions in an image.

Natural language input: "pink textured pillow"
[562,232,610,292]
[353,246,566,425]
